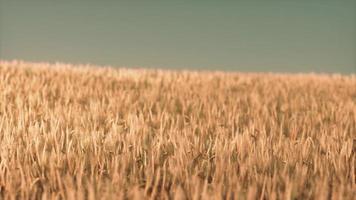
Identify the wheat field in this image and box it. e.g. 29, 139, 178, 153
0, 61, 355, 200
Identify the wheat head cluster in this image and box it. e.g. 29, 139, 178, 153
0, 61, 355, 200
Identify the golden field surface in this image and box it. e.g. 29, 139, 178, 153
0, 61, 355, 200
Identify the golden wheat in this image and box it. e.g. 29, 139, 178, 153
0, 61, 355, 199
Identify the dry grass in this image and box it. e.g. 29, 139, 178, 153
0, 61, 355, 200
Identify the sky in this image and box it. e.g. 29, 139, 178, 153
0, 0, 355, 73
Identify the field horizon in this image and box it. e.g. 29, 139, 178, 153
0, 60, 355, 199
2, 60, 355, 75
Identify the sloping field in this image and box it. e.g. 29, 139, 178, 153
0, 61, 355, 199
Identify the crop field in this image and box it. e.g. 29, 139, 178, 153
0, 61, 355, 199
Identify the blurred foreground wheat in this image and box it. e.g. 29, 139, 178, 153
0, 61, 355, 199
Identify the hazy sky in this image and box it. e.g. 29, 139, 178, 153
1, 0, 355, 73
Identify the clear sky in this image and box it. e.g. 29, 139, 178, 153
1, 0, 355, 73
